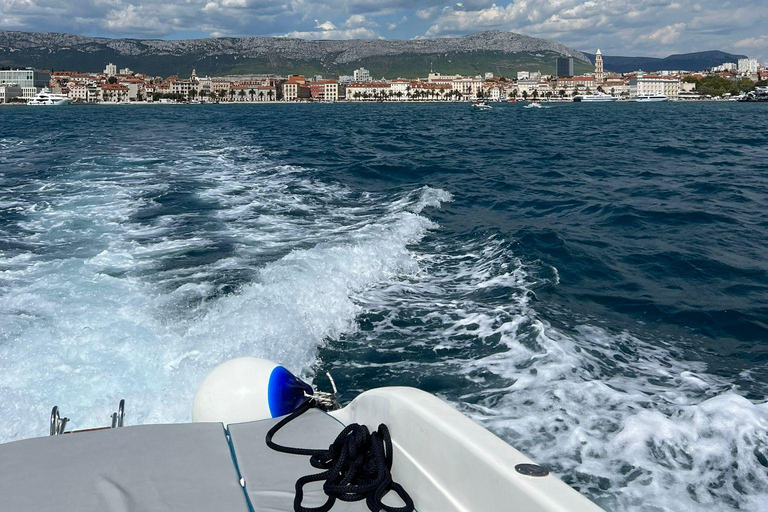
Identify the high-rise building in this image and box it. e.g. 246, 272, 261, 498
594, 49, 604, 82
556, 57, 574, 77
0, 68, 51, 99
737, 58, 758, 74
353, 67, 371, 82
104, 63, 117, 76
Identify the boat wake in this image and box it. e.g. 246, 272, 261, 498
324, 234, 768, 512
0, 136, 450, 440
1, 134, 766, 512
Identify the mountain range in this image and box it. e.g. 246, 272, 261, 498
0, 29, 747, 78
584, 50, 747, 74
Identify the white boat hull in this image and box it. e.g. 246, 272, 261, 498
633, 96, 668, 102
332, 387, 604, 512
27, 98, 73, 106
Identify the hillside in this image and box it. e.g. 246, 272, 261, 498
584, 50, 748, 73
0, 29, 590, 78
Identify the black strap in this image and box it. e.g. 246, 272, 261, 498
266, 399, 415, 512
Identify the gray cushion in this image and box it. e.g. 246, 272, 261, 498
0, 423, 249, 512
229, 409, 381, 512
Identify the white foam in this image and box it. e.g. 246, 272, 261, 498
0, 139, 451, 443
347, 234, 768, 512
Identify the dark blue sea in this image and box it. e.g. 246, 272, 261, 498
1, 102, 767, 511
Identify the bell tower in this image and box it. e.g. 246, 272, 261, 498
595, 49, 604, 82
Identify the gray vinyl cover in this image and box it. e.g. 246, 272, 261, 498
0, 423, 249, 512
228, 409, 378, 512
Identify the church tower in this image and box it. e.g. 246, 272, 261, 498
595, 49, 604, 82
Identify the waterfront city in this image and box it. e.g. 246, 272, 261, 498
1, 51, 766, 105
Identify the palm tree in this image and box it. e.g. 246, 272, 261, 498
546, 91, 553, 101
258, 90, 265, 102
354, 91, 361, 101
249, 88, 255, 102
218, 90, 226, 101
238, 89, 246, 102
532, 90, 539, 100
396, 91, 403, 101
522, 90, 529, 100
189, 89, 197, 102
559, 89, 566, 98
267, 90, 274, 101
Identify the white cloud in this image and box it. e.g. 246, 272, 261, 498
283, 26, 378, 39
344, 14, 377, 27
416, 7, 438, 19
639, 23, 686, 45
315, 19, 337, 30
733, 35, 768, 48
0, 0, 766, 60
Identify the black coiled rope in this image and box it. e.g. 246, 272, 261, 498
265, 399, 415, 512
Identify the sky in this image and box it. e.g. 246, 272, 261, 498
1, 0, 766, 60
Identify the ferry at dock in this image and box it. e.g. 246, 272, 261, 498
632, 94, 669, 102
573, 93, 617, 102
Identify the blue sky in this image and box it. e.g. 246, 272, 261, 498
1, 1, 766, 60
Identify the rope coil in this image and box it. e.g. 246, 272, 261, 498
266, 399, 415, 512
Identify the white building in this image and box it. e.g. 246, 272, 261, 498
737, 58, 758, 74
629, 73, 680, 99
0, 68, 51, 99
389, 79, 411, 97
345, 82, 390, 100
517, 71, 530, 80
452, 77, 483, 99
0, 83, 23, 103
170, 80, 194, 99
712, 62, 737, 72
353, 67, 371, 82
119, 67, 133, 75
104, 63, 117, 76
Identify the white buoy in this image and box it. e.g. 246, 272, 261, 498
192, 357, 312, 424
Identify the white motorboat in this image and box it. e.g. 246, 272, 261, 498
525, 101, 543, 108
633, 95, 668, 102
27, 88, 72, 106
0, 357, 604, 512
471, 100, 492, 110
573, 93, 617, 102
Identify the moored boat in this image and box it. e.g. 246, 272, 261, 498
632, 94, 668, 102
573, 93, 617, 102
471, 99, 492, 110
27, 88, 72, 106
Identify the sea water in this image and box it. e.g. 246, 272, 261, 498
0, 102, 767, 511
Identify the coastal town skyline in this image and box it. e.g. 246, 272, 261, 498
0, 1, 767, 62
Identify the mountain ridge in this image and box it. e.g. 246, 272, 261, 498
583, 50, 747, 73
0, 29, 589, 77
0, 30, 746, 77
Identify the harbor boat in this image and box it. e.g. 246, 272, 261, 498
737, 86, 768, 102
0, 357, 604, 512
632, 95, 668, 102
525, 101, 543, 109
27, 88, 72, 106
471, 99, 492, 110
573, 93, 617, 102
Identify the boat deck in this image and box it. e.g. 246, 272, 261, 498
0, 410, 386, 512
